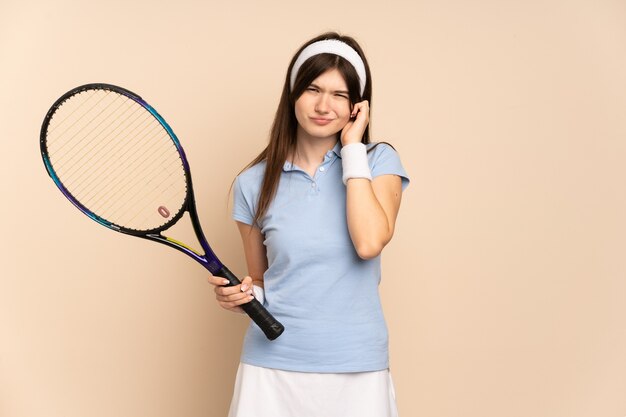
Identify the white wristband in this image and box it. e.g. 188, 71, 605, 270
340, 143, 372, 185
252, 285, 265, 305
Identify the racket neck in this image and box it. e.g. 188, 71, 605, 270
186, 190, 222, 273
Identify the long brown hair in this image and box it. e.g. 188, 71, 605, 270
242, 32, 373, 227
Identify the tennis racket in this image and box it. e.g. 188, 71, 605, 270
40, 83, 284, 340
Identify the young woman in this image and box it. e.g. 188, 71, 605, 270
208, 32, 410, 417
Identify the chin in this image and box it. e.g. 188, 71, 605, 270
305, 126, 341, 139
311, 121, 349, 136
313, 132, 341, 140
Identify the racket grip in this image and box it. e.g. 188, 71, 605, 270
214, 266, 285, 340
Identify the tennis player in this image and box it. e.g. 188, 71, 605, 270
208, 32, 410, 417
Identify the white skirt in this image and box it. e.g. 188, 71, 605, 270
227, 363, 399, 417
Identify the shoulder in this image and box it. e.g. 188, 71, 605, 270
365, 141, 410, 190
367, 141, 399, 154
365, 141, 402, 163
237, 160, 266, 181
232, 161, 267, 224
233, 161, 267, 205
235, 160, 267, 188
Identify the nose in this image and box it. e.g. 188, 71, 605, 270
314, 93, 330, 114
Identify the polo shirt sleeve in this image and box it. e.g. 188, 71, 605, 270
232, 175, 255, 226
368, 143, 410, 191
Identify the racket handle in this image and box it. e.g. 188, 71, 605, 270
214, 266, 285, 340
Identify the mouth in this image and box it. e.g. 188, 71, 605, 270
310, 117, 334, 126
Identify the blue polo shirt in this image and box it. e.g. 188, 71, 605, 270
232, 141, 409, 373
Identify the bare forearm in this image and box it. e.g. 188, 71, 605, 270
237, 221, 268, 288
345, 178, 393, 259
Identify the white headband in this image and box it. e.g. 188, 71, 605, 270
289, 39, 367, 96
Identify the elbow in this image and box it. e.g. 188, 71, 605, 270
355, 242, 384, 260
351, 228, 394, 260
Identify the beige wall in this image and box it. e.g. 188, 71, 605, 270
1, 0, 625, 416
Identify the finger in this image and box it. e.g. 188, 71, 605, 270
215, 284, 251, 297
219, 293, 255, 307
217, 290, 253, 303
214, 275, 253, 295
351, 102, 368, 118
240, 276, 253, 292
207, 275, 230, 286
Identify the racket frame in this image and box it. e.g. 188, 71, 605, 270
40, 83, 223, 272
40, 83, 284, 340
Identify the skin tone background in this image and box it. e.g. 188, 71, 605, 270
1, 0, 625, 416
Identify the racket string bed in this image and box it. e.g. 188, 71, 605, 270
84, 135, 181, 221
101, 148, 186, 228
46, 91, 187, 231
64, 118, 162, 205
51, 95, 148, 190
73, 121, 169, 207
49, 95, 142, 193
112, 162, 187, 230
49, 93, 130, 165
47, 90, 113, 147
55, 101, 147, 186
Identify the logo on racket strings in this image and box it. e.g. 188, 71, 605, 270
158, 206, 171, 218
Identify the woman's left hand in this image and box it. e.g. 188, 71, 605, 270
340, 100, 370, 146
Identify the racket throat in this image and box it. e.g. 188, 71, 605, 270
144, 233, 223, 274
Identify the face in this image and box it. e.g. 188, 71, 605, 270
294, 68, 352, 140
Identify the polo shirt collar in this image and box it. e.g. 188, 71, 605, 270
331, 140, 342, 158
282, 141, 342, 171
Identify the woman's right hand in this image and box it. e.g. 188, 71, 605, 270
207, 275, 255, 314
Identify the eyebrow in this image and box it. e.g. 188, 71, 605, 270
310, 83, 349, 95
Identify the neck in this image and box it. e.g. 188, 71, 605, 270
291, 126, 338, 168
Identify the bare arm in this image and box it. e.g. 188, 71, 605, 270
346, 174, 403, 260
206, 221, 267, 313
340, 100, 404, 259
236, 221, 268, 288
